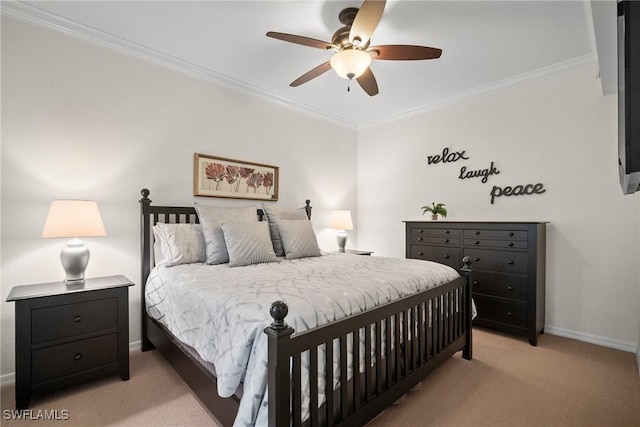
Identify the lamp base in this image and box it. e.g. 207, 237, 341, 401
60, 238, 90, 285
336, 230, 348, 253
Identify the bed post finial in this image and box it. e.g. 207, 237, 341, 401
141, 188, 150, 200
269, 301, 289, 330
304, 200, 312, 220
462, 256, 472, 272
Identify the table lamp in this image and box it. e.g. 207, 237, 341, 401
41, 200, 107, 285
330, 210, 353, 253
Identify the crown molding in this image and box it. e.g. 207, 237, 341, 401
3, 1, 596, 132
1, 1, 358, 130
358, 53, 598, 130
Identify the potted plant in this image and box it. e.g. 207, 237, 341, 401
421, 202, 448, 220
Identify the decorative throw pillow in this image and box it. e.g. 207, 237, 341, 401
277, 219, 321, 260
261, 204, 308, 256
153, 223, 206, 267
220, 221, 278, 267
194, 202, 258, 264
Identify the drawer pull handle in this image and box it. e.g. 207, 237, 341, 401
444, 239, 449, 243
473, 281, 479, 285
508, 242, 514, 247
509, 232, 514, 236
417, 237, 423, 241
507, 286, 513, 291
444, 230, 450, 234
418, 252, 424, 256
74, 353, 83, 361
444, 254, 450, 259
475, 231, 480, 235
507, 260, 514, 265
73, 315, 83, 323
473, 257, 480, 262
418, 229, 423, 233
507, 311, 512, 316
474, 240, 480, 245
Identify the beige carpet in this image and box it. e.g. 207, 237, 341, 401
2, 328, 639, 427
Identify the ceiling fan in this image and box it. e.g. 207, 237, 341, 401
266, 0, 442, 96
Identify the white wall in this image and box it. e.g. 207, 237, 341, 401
0, 17, 358, 376
358, 67, 640, 350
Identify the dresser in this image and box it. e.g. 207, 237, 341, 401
405, 221, 547, 346
6, 275, 133, 409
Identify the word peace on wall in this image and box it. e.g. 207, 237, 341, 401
425, 147, 546, 204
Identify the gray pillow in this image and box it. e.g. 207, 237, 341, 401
221, 221, 278, 267
194, 202, 257, 264
277, 219, 321, 260
261, 204, 308, 256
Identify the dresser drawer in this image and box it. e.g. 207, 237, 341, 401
463, 238, 528, 250
473, 296, 527, 328
32, 298, 118, 344
463, 229, 527, 239
411, 235, 459, 245
464, 248, 528, 275
31, 333, 118, 384
409, 245, 461, 269
472, 271, 527, 302
409, 227, 460, 237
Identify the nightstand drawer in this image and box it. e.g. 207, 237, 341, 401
472, 271, 527, 301
464, 248, 528, 275
32, 333, 118, 384
32, 298, 118, 344
409, 245, 460, 269
473, 296, 527, 328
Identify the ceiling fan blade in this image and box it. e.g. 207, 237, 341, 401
370, 45, 443, 60
356, 67, 379, 96
349, 0, 386, 46
290, 61, 332, 87
266, 31, 333, 50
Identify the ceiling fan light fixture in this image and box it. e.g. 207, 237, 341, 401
330, 49, 371, 80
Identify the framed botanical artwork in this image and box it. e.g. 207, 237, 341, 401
194, 153, 279, 201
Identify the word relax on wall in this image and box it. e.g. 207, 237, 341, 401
426, 146, 547, 204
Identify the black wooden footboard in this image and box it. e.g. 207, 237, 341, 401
265, 259, 473, 427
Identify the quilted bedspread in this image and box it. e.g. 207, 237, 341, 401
145, 253, 460, 426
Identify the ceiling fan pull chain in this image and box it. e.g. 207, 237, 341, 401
347, 80, 351, 92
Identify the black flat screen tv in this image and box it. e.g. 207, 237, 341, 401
618, 0, 640, 195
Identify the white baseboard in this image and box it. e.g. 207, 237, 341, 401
545, 325, 637, 353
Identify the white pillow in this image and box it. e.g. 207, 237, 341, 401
221, 221, 278, 267
277, 219, 321, 260
261, 204, 309, 256
194, 202, 258, 264
153, 223, 206, 267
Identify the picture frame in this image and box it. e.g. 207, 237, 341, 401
194, 153, 279, 201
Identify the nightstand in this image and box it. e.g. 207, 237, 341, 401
336, 249, 374, 256
6, 275, 133, 409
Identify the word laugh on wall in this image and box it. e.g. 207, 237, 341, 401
425, 147, 546, 204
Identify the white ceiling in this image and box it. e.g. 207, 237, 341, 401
3, 1, 605, 129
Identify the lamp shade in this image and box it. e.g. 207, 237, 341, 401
42, 200, 107, 238
330, 49, 372, 80
330, 210, 354, 231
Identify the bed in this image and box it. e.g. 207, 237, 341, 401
139, 188, 473, 427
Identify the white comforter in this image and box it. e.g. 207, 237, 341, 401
145, 253, 460, 426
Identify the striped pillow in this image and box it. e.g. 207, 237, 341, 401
277, 219, 321, 260
261, 205, 308, 256
221, 221, 278, 267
